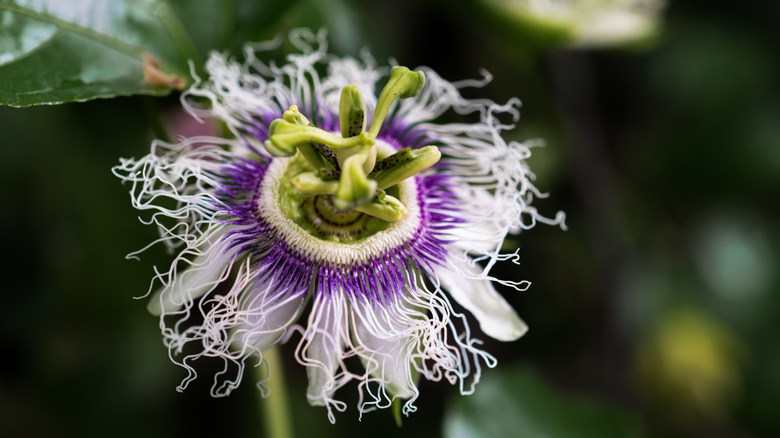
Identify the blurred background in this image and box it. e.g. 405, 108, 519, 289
1, 0, 778, 437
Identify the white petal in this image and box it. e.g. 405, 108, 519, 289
351, 301, 416, 400
239, 283, 306, 352
147, 228, 235, 316
437, 255, 528, 342
448, 219, 505, 254
304, 293, 347, 406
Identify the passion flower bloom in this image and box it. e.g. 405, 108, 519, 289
114, 30, 565, 421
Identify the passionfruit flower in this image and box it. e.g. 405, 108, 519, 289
114, 29, 565, 422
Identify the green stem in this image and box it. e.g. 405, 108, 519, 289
259, 346, 294, 438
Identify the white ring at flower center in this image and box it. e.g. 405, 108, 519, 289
258, 140, 421, 266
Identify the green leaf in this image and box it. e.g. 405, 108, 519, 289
0, 0, 190, 107
443, 366, 644, 438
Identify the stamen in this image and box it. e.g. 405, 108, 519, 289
337, 85, 376, 174
369, 146, 441, 190
338, 86, 366, 138
354, 191, 407, 223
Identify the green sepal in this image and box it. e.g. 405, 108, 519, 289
370, 146, 441, 190
392, 399, 403, 427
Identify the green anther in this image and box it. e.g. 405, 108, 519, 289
318, 167, 339, 179
339, 85, 367, 138
281, 105, 328, 170
291, 172, 339, 195
355, 191, 408, 223
369, 146, 441, 190
314, 143, 340, 171
334, 154, 378, 210
369, 66, 426, 138
337, 85, 376, 174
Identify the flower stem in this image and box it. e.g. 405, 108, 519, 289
259, 346, 295, 438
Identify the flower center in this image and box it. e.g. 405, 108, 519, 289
258, 140, 421, 261
260, 66, 440, 224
